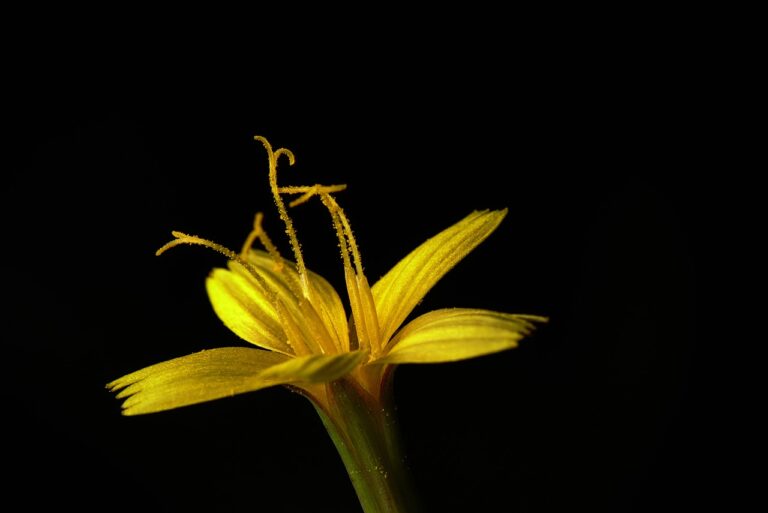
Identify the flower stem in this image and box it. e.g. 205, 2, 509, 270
313, 378, 422, 513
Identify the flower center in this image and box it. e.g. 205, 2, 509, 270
156, 136, 383, 360
253, 136, 382, 358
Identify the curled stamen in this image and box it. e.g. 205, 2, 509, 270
273, 147, 296, 166
255, 135, 309, 297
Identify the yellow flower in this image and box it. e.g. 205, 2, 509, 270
107, 136, 546, 417
108, 136, 547, 512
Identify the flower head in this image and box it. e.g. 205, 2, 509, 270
107, 136, 546, 416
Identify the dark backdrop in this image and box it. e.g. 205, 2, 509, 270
4, 21, 732, 513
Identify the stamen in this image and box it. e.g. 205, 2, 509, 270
157, 231, 272, 296
254, 135, 309, 297
318, 193, 382, 356
240, 213, 262, 258
321, 194, 364, 277
240, 212, 283, 269
319, 195, 355, 274
356, 272, 381, 355
344, 265, 369, 353
239, 212, 310, 305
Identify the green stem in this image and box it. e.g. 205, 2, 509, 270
313, 378, 422, 513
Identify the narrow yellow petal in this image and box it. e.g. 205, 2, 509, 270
258, 350, 368, 383
106, 348, 291, 415
372, 210, 508, 346
374, 308, 547, 364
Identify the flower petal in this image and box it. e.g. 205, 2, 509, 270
206, 250, 349, 355
372, 209, 508, 346
206, 268, 292, 354
106, 348, 291, 415
375, 308, 547, 364
258, 350, 368, 383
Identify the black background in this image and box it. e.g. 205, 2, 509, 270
3, 15, 744, 513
